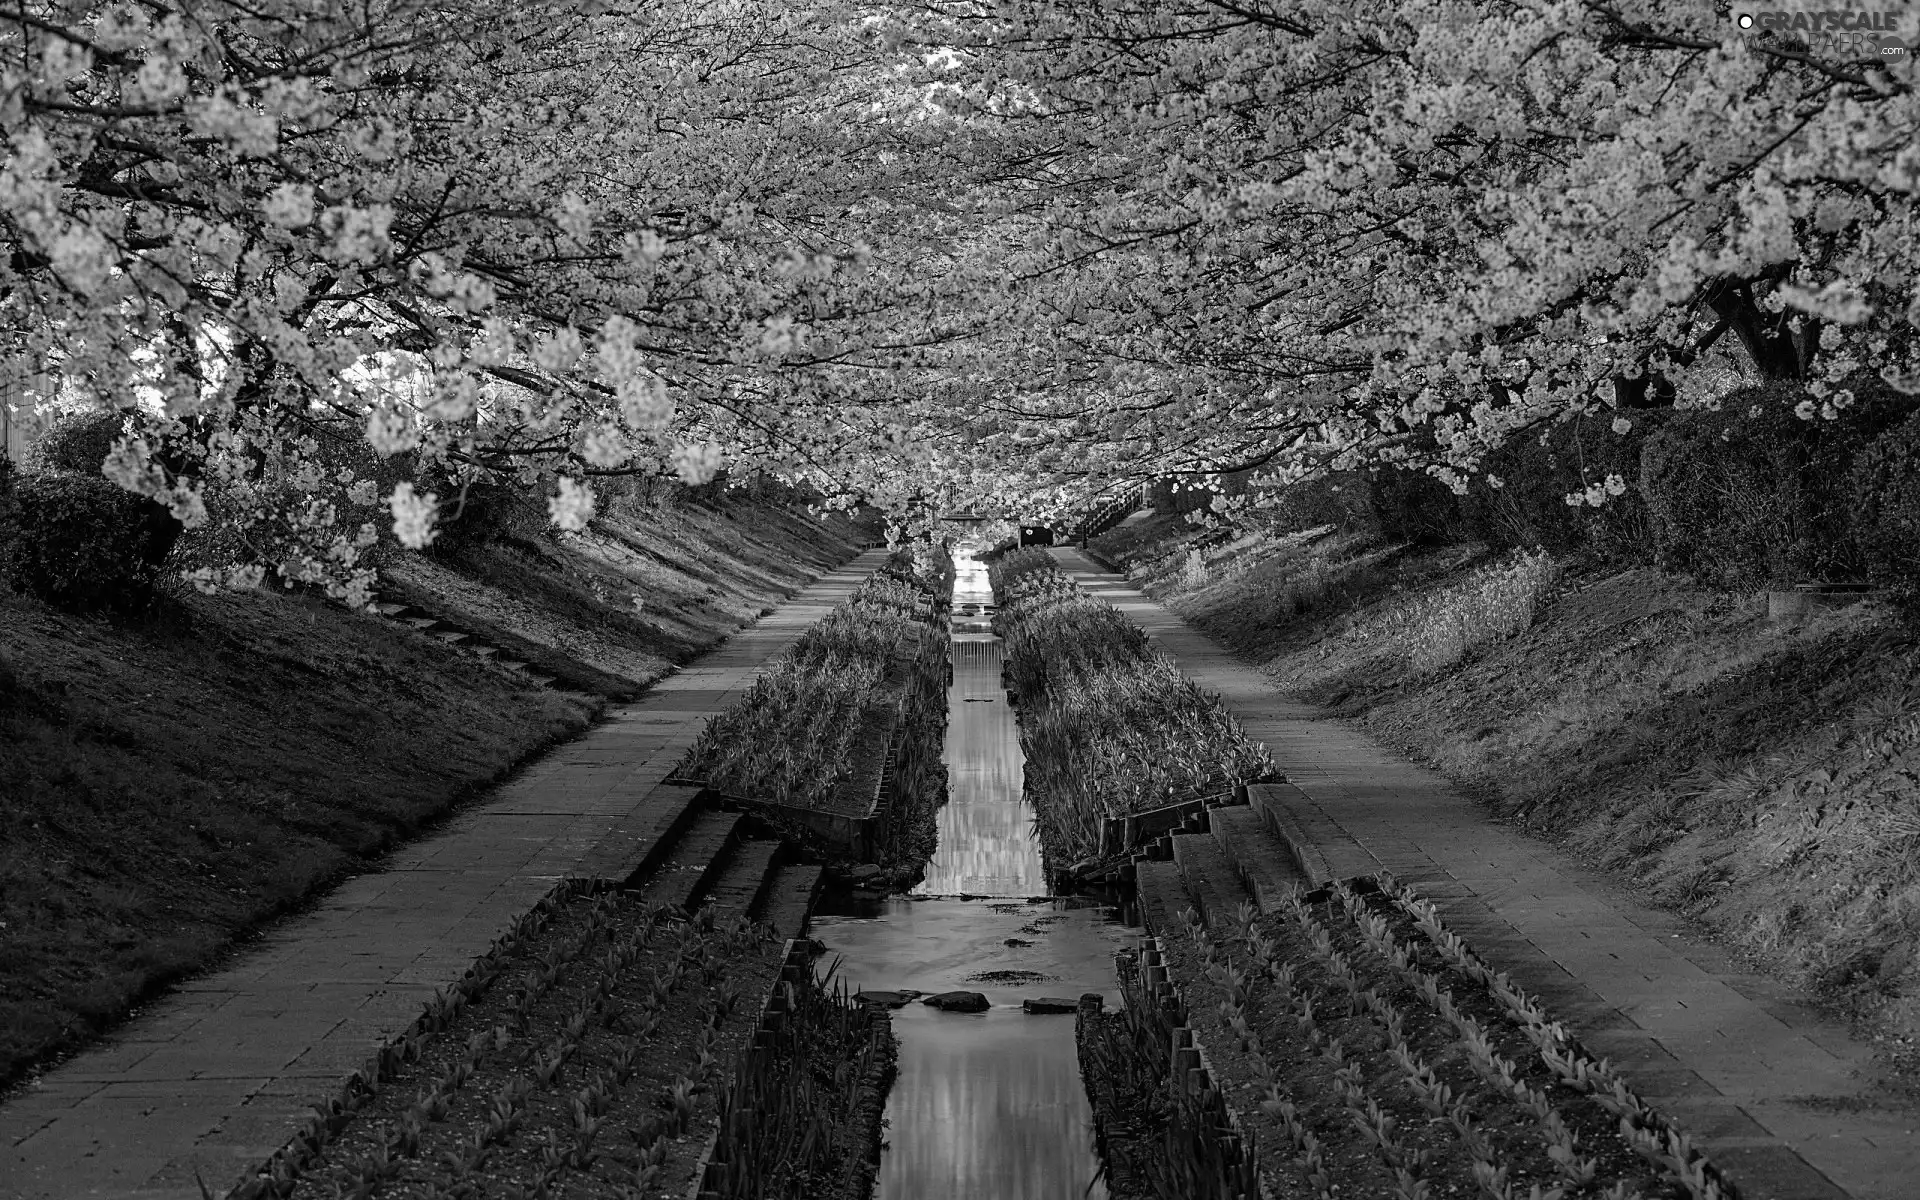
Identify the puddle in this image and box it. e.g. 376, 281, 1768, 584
810, 549, 1137, 1200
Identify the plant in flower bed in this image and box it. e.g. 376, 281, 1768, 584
703, 962, 897, 1199
233, 892, 792, 1200
1079, 952, 1260, 1200
988, 548, 1272, 872
1148, 879, 1739, 1200
675, 549, 948, 818
674, 547, 952, 885
866, 620, 952, 888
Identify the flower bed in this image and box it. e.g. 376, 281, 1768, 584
673, 548, 952, 879
226, 890, 803, 1200
988, 548, 1272, 876
1078, 953, 1258, 1200
696, 955, 896, 1200
1097, 875, 1741, 1200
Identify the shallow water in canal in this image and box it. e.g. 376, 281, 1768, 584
809, 551, 1136, 1200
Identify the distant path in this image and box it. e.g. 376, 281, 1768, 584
1052, 548, 1918, 1200
0, 548, 888, 1200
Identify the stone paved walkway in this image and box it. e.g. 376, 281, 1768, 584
1053, 548, 1920, 1200
0, 549, 887, 1200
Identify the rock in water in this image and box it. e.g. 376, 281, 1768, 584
1021, 997, 1079, 1014
855, 990, 916, 1008
922, 990, 991, 1013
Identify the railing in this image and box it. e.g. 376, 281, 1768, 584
1073, 482, 1148, 546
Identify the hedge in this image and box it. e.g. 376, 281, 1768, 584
1367, 463, 1470, 547
1457, 409, 1671, 564
31, 409, 127, 475
1847, 408, 1920, 602
1639, 382, 1914, 589
1326, 382, 1920, 594
0, 472, 182, 612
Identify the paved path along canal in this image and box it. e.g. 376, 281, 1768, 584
0, 549, 888, 1200
1053, 546, 1919, 1200
811, 551, 1132, 1200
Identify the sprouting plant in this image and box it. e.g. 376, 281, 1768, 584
1391, 1169, 1433, 1200
386, 1110, 423, 1157
1547, 1141, 1598, 1187
533, 1050, 566, 1088
667, 1076, 698, 1134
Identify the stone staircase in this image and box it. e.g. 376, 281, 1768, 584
366, 594, 581, 693
616, 788, 824, 941
1131, 785, 1315, 936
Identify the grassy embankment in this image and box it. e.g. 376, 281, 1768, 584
1093, 510, 1920, 1066
0, 489, 871, 1088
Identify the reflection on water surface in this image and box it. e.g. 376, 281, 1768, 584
810, 550, 1132, 1200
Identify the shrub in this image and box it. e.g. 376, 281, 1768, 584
30, 408, 127, 475
1847, 409, 1920, 603
0, 642, 19, 706
0, 472, 181, 612
1264, 469, 1378, 537
1460, 409, 1670, 564
1640, 381, 1914, 588
1367, 463, 1468, 546
428, 477, 553, 554
1148, 477, 1217, 517
167, 424, 411, 589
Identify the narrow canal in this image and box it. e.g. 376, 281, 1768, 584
811, 549, 1136, 1200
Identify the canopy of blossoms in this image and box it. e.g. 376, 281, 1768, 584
3, 0, 1917, 594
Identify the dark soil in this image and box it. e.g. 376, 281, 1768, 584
1134, 882, 1715, 1200
264, 894, 794, 1200
1083, 873, 1746, 1199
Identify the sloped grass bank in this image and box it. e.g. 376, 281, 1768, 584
386, 495, 867, 698
0, 496, 868, 1089
990, 548, 1271, 878
1100, 517, 1920, 1067
675, 548, 953, 887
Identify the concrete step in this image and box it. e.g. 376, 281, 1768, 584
1170, 829, 1254, 932
401, 616, 439, 631
697, 837, 782, 918
1247, 782, 1377, 887
1208, 806, 1306, 913
373, 602, 411, 617
1133, 859, 1191, 939
754, 863, 825, 942
573, 782, 714, 886
628, 809, 742, 911
430, 629, 470, 644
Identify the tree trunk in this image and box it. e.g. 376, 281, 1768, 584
1702, 278, 1810, 380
